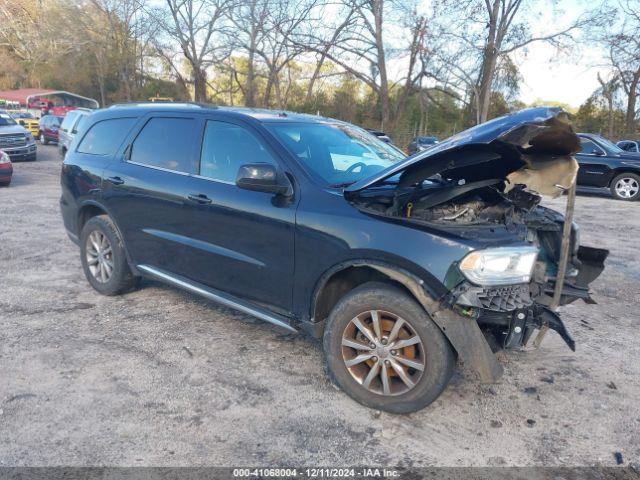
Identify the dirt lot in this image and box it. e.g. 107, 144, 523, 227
1, 145, 639, 467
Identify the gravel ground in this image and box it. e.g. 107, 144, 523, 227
1, 145, 639, 467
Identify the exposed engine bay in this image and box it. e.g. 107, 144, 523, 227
347, 108, 609, 352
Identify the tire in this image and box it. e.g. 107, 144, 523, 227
80, 215, 138, 296
610, 172, 640, 201
0, 181, 10, 187
323, 282, 455, 413
39, 132, 48, 145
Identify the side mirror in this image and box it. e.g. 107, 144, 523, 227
18, 120, 25, 126
595, 149, 605, 156
236, 163, 293, 196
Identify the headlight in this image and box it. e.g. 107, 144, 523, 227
459, 246, 538, 286
0, 151, 10, 164
26, 133, 35, 144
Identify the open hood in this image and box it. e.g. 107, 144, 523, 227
345, 107, 580, 197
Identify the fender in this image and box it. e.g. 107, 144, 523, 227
308, 260, 503, 384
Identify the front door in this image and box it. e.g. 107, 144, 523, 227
576, 138, 610, 187
177, 117, 297, 314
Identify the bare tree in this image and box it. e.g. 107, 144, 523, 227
430, 0, 601, 124
288, 0, 423, 128
154, 0, 232, 101
607, 0, 640, 136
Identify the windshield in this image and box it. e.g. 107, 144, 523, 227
0, 113, 18, 127
595, 136, 624, 154
268, 122, 405, 186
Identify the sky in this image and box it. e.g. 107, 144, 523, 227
413, 0, 615, 109
517, 42, 605, 109
514, 0, 612, 109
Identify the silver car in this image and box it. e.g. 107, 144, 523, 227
0, 110, 37, 161
58, 109, 91, 158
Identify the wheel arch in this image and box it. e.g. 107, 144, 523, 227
305, 260, 503, 384
76, 201, 139, 275
607, 167, 640, 186
307, 259, 446, 336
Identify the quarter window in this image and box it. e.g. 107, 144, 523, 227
199, 120, 277, 183
77, 117, 136, 156
129, 117, 196, 174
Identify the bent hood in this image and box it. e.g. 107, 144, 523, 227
345, 107, 581, 197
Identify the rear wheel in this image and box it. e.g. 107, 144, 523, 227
80, 215, 138, 295
610, 173, 640, 201
323, 282, 455, 413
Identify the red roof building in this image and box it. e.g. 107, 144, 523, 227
0, 89, 99, 109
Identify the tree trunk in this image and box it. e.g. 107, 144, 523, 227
477, 0, 500, 124
193, 67, 208, 102
625, 71, 640, 136
372, 0, 389, 128
305, 52, 327, 104
245, 30, 258, 107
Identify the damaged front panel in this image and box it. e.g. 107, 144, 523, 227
348, 107, 608, 354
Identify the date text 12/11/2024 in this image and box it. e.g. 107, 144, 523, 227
232, 468, 400, 478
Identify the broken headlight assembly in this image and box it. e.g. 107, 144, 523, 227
459, 246, 539, 286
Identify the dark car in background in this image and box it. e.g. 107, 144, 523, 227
60, 105, 606, 413
408, 136, 438, 155
0, 110, 37, 161
577, 133, 640, 201
0, 150, 12, 186
38, 115, 64, 145
617, 140, 639, 153
58, 108, 91, 158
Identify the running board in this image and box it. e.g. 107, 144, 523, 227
137, 264, 297, 333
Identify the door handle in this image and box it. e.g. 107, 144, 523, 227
187, 193, 212, 205
106, 176, 124, 185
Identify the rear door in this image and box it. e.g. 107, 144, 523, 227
176, 116, 297, 313
101, 114, 201, 277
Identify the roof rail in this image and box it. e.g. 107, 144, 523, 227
107, 101, 217, 109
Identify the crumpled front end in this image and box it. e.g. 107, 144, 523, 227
349, 107, 609, 358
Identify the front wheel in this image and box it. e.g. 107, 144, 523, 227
80, 215, 138, 295
39, 132, 48, 145
323, 282, 455, 413
610, 173, 640, 201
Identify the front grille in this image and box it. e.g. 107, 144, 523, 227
477, 284, 532, 311
0, 134, 27, 148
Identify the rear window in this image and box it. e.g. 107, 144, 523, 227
128, 117, 196, 174
77, 117, 137, 156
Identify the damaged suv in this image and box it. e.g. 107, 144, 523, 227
60, 105, 607, 413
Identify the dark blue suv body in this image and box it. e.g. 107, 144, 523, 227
60, 105, 607, 412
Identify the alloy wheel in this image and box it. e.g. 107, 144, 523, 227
85, 230, 114, 283
341, 310, 425, 396
615, 177, 639, 199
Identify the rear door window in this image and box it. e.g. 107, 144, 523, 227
77, 117, 137, 156
129, 117, 196, 174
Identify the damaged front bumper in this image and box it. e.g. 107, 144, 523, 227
448, 244, 608, 353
